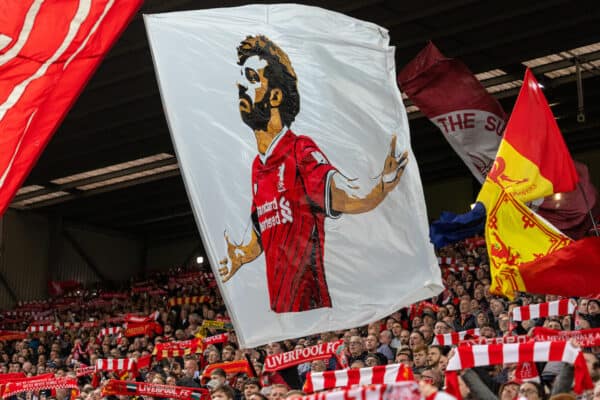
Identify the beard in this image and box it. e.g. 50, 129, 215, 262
239, 86, 272, 132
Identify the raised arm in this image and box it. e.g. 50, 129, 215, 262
330, 135, 408, 214
219, 229, 262, 282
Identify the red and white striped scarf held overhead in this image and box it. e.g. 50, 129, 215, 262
303, 363, 414, 394
433, 329, 480, 346
444, 341, 592, 400
26, 324, 57, 333
511, 298, 575, 321
96, 358, 137, 372
98, 326, 121, 338
300, 382, 422, 400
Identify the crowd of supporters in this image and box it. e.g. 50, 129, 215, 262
1, 236, 600, 400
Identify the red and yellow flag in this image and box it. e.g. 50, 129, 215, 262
477, 69, 579, 298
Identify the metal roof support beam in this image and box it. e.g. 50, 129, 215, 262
13, 158, 177, 203
62, 229, 108, 283
19, 168, 181, 210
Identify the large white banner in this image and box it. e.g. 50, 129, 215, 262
145, 4, 442, 348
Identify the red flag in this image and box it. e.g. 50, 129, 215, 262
0, 0, 142, 215
518, 237, 600, 298
476, 70, 581, 298
398, 42, 506, 182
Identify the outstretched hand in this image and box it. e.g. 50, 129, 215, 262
381, 134, 408, 193
219, 232, 242, 282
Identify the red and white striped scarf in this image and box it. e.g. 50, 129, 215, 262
59, 321, 99, 330
457, 335, 531, 346
303, 363, 414, 394
437, 257, 456, 265
300, 382, 421, 400
444, 341, 592, 400
98, 326, 122, 338
433, 329, 480, 346
96, 358, 137, 372
511, 298, 575, 321
26, 324, 57, 333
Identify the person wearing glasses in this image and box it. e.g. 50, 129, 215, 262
518, 382, 546, 400
347, 336, 367, 365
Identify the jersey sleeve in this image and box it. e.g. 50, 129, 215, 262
296, 136, 339, 218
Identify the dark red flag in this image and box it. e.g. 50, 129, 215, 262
398, 42, 507, 182
536, 161, 599, 239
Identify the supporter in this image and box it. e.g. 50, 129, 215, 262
426, 345, 442, 369
284, 390, 305, 399
243, 378, 262, 400
408, 331, 425, 351
433, 321, 452, 336
455, 298, 476, 331
420, 367, 442, 389
498, 380, 520, 400
412, 344, 428, 375
222, 345, 236, 362
593, 381, 600, 399
399, 329, 410, 347
544, 318, 563, 331
584, 351, 600, 382
268, 384, 288, 400
518, 381, 546, 400
489, 298, 506, 318
390, 322, 403, 348
309, 359, 327, 372
377, 330, 396, 362
0, 237, 594, 399
177, 358, 201, 387
419, 324, 434, 345
212, 384, 236, 400
365, 353, 383, 367
210, 368, 228, 386
347, 336, 367, 364
350, 359, 366, 369
395, 349, 413, 368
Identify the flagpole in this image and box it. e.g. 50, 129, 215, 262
578, 182, 599, 236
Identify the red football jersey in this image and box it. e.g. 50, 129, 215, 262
251, 130, 338, 313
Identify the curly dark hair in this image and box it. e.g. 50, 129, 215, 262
237, 35, 300, 127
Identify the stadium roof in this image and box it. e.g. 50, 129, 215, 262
12, 0, 600, 242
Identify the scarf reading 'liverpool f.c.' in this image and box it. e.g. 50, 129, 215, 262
101, 380, 208, 400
